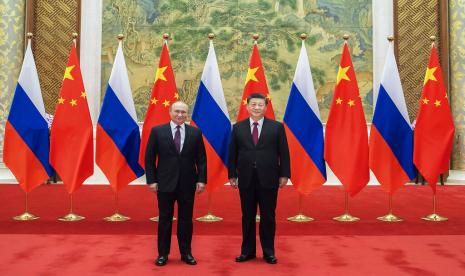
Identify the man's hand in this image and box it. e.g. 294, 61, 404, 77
196, 182, 206, 194
229, 178, 238, 189
279, 177, 288, 188
148, 183, 158, 192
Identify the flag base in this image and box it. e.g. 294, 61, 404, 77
377, 213, 403, 222
287, 213, 314, 222
256, 214, 260, 222
196, 213, 223, 222
333, 213, 359, 222
13, 212, 39, 221
58, 213, 85, 221
421, 213, 448, 221
149, 216, 176, 222
104, 213, 130, 222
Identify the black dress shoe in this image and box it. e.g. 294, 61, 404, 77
181, 253, 197, 265
263, 255, 277, 264
235, 254, 256, 262
155, 255, 168, 266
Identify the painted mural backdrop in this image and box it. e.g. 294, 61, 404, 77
0, 0, 25, 158
102, 0, 372, 122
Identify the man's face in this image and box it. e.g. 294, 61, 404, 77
246, 98, 267, 119
169, 103, 188, 125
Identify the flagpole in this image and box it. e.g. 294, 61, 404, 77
333, 191, 359, 222
377, 193, 403, 222
287, 192, 313, 222
58, 192, 85, 221
149, 32, 177, 223
422, 191, 448, 221
13, 190, 40, 220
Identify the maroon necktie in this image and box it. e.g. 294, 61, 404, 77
252, 122, 259, 145
174, 125, 181, 153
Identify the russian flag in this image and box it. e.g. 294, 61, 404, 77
283, 41, 326, 195
192, 39, 231, 192
3, 38, 53, 192
369, 40, 416, 194
96, 40, 144, 192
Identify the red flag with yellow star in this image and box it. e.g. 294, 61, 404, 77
413, 44, 454, 193
324, 41, 369, 197
236, 43, 275, 121
139, 41, 179, 167
49, 44, 94, 194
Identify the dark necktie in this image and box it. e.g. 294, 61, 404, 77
174, 125, 181, 153
252, 122, 259, 145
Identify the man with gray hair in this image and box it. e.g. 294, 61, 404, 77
145, 101, 207, 266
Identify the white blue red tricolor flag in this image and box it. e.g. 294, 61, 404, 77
96, 40, 144, 191
283, 41, 326, 195
3, 38, 53, 192
192, 39, 231, 192
369, 40, 416, 194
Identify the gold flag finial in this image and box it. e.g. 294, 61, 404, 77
430, 35, 436, 42
27, 32, 33, 39
343, 34, 349, 40
300, 33, 307, 40
72, 33, 78, 39
163, 33, 170, 40
387, 36, 394, 42
117, 34, 124, 40
208, 33, 215, 40
252, 33, 259, 41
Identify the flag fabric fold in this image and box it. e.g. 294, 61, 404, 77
370, 41, 416, 194
283, 42, 326, 195
237, 43, 275, 121
192, 40, 231, 192
139, 41, 178, 168
324, 41, 369, 197
3, 39, 53, 192
413, 44, 455, 193
97, 40, 144, 192
49, 43, 94, 194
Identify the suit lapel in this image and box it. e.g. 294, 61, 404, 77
256, 118, 267, 147
165, 124, 179, 154
181, 124, 192, 155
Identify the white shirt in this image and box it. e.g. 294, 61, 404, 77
249, 117, 264, 138
170, 121, 185, 151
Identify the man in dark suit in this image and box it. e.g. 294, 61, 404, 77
228, 93, 290, 264
145, 101, 207, 266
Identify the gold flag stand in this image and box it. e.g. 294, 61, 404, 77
333, 191, 359, 222
13, 192, 40, 221
104, 191, 130, 222
422, 193, 448, 221
196, 192, 223, 222
58, 193, 85, 221
256, 212, 260, 222
377, 194, 403, 222
288, 193, 313, 222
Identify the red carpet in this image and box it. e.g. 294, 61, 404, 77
1, 184, 465, 274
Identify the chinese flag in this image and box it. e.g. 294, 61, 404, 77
50, 44, 94, 194
413, 44, 454, 193
139, 41, 179, 167
236, 43, 275, 121
324, 41, 369, 197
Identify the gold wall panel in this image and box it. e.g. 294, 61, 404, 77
395, 0, 442, 120
28, 0, 80, 114
450, 0, 465, 170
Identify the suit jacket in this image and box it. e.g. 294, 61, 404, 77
145, 123, 207, 192
228, 118, 290, 189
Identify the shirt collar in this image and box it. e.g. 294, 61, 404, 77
249, 117, 264, 127
170, 121, 185, 130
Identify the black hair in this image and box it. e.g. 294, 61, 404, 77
246, 93, 268, 105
